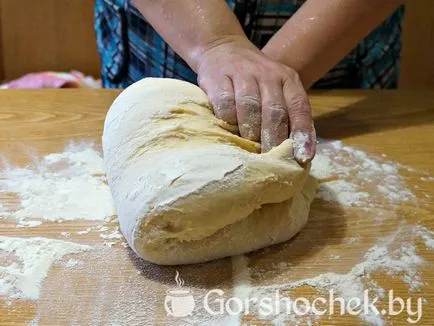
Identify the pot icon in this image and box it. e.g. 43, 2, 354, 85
164, 271, 195, 317
164, 288, 195, 317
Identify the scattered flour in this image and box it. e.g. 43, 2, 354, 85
317, 180, 369, 206
103, 241, 118, 247
17, 220, 42, 228
311, 141, 416, 207
344, 237, 360, 244
0, 140, 417, 225
222, 227, 429, 326
0, 204, 7, 216
229, 255, 252, 325
0, 143, 115, 223
63, 258, 81, 268
0, 236, 90, 300
76, 229, 91, 235
97, 226, 110, 232
0, 140, 432, 326
415, 226, 434, 250
28, 314, 40, 326
99, 229, 123, 240
74, 221, 124, 246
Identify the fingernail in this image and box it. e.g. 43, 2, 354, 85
292, 131, 314, 164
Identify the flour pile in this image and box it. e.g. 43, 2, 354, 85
0, 143, 115, 223
0, 236, 90, 300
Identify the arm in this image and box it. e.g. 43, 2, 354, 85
132, 0, 248, 72
132, 0, 316, 163
262, 0, 404, 88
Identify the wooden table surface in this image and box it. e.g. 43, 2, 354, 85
0, 89, 433, 326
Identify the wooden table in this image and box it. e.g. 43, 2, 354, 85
0, 89, 433, 325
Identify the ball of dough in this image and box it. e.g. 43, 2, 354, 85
102, 78, 317, 265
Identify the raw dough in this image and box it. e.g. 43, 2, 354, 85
102, 78, 317, 265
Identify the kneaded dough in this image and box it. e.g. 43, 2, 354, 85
102, 78, 317, 265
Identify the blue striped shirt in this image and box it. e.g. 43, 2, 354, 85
95, 0, 404, 89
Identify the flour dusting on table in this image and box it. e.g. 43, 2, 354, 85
0, 140, 417, 222
190, 226, 430, 326
311, 140, 416, 207
0, 236, 90, 301
0, 140, 432, 325
0, 204, 7, 215
415, 225, 434, 250
168, 141, 432, 326
0, 143, 115, 223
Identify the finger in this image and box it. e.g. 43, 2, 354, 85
199, 75, 237, 125
283, 76, 316, 164
233, 76, 261, 141
260, 80, 289, 153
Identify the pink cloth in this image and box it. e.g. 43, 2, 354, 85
0, 71, 101, 89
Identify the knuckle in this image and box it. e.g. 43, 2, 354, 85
197, 74, 216, 89
283, 69, 303, 87
259, 66, 271, 76
197, 75, 207, 87
237, 95, 261, 110
287, 94, 310, 116
264, 101, 285, 112
263, 101, 286, 120
213, 92, 235, 109
211, 93, 237, 124
270, 107, 287, 123
283, 65, 298, 77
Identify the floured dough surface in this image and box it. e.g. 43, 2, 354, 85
102, 78, 317, 265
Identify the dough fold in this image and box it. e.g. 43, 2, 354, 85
103, 78, 317, 265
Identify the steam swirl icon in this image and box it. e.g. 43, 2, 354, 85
164, 271, 195, 317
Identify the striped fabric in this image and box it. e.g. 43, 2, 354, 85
95, 0, 404, 89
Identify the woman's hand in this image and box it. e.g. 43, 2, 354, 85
133, 1, 316, 163
194, 38, 316, 164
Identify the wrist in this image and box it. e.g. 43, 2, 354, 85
261, 45, 309, 88
261, 42, 287, 68
188, 34, 255, 72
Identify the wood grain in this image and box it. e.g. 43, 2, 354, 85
0, 0, 100, 81
400, 0, 434, 90
0, 90, 433, 325
0, 0, 3, 82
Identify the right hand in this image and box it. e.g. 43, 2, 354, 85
192, 37, 316, 164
